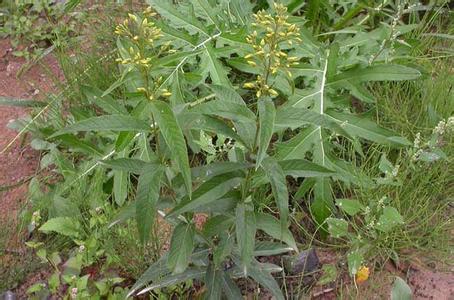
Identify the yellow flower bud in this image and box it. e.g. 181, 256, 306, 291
247, 60, 257, 67
137, 87, 147, 93
243, 82, 255, 89
128, 13, 137, 22
269, 89, 278, 96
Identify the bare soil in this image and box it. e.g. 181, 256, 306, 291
0, 38, 62, 296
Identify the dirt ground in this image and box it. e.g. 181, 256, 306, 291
0, 38, 62, 296
0, 38, 453, 299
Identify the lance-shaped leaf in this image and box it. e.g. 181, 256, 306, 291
252, 158, 334, 187
311, 178, 334, 227
221, 271, 243, 300
256, 213, 297, 251
257, 98, 276, 168
236, 202, 256, 274
150, 100, 192, 198
262, 158, 289, 231
100, 158, 154, 173
168, 223, 195, 274
137, 267, 205, 295
328, 64, 421, 85
50, 115, 150, 137
113, 155, 129, 206
136, 164, 164, 244
247, 259, 285, 300
0, 96, 47, 107
168, 172, 243, 217
205, 263, 222, 300
191, 99, 255, 123
327, 111, 411, 147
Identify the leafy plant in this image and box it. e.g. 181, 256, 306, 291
3, 0, 441, 298
0, 0, 81, 60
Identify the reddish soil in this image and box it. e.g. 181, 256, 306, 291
0, 38, 62, 295
0, 38, 62, 227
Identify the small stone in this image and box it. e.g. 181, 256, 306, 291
1, 291, 17, 300
283, 248, 320, 275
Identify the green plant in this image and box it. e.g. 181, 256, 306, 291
0, 0, 81, 60
3, 0, 448, 298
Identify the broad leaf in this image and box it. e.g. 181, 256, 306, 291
335, 198, 364, 216
39, 217, 81, 238
326, 218, 349, 238
376, 207, 404, 232
391, 277, 412, 300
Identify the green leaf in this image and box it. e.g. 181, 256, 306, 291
262, 158, 289, 231
376, 207, 404, 232
213, 234, 234, 266
329, 64, 421, 85
150, 100, 192, 198
169, 172, 243, 217
114, 169, 128, 206
236, 202, 256, 274
247, 260, 285, 300
326, 218, 349, 238
203, 44, 232, 86
136, 164, 164, 244
114, 150, 129, 206
50, 115, 150, 137
168, 223, 195, 274
205, 263, 222, 300
137, 267, 205, 295
256, 213, 297, 251
128, 255, 169, 296
311, 178, 334, 227
254, 241, 293, 256
347, 251, 363, 275
221, 272, 243, 300
391, 277, 412, 300
81, 85, 127, 115
278, 159, 335, 178
257, 98, 276, 168
100, 158, 153, 173
148, 0, 210, 36
0, 97, 47, 107
335, 199, 364, 216
327, 111, 411, 147
156, 20, 198, 46
39, 217, 81, 238
208, 85, 256, 148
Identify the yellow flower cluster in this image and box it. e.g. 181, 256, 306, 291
243, 3, 301, 98
115, 46, 152, 67
114, 8, 163, 68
